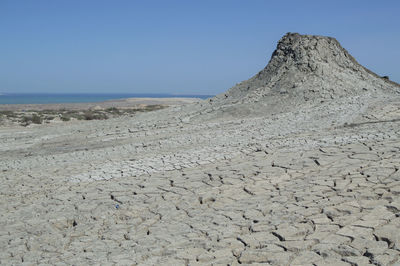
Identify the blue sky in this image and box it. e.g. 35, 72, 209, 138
0, 0, 399, 94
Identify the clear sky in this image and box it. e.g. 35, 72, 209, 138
1, 0, 399, 94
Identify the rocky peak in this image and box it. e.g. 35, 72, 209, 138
266, 33, 348, 74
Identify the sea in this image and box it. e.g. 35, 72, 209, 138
0, 93, 213, 105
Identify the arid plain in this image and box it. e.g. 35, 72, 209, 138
1, 33, 400, 265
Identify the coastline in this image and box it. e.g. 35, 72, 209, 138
0, 97, 202, 111
0, 97, 202, 127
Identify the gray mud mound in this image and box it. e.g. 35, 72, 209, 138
221, 33, 399, 102
177, 33, 399, 121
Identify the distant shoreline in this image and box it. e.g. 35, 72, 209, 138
0, 97, 203, 111
0, 93, 213, 105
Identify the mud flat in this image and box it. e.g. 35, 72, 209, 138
1, 34, 400, 265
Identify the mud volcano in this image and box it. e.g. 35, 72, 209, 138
195, 33, 399, 118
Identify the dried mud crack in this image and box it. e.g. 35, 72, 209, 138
1, 33, 400, 265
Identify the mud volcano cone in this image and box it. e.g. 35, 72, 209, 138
217, 33, 399, 106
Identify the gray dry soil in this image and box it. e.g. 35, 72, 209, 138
1, 33, 400, 265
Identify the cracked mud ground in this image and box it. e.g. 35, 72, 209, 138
1, 97, 400, 265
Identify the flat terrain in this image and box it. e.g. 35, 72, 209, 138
0, 97, 200, 127
1, 95, 400, 265
0, 97, 201, 111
